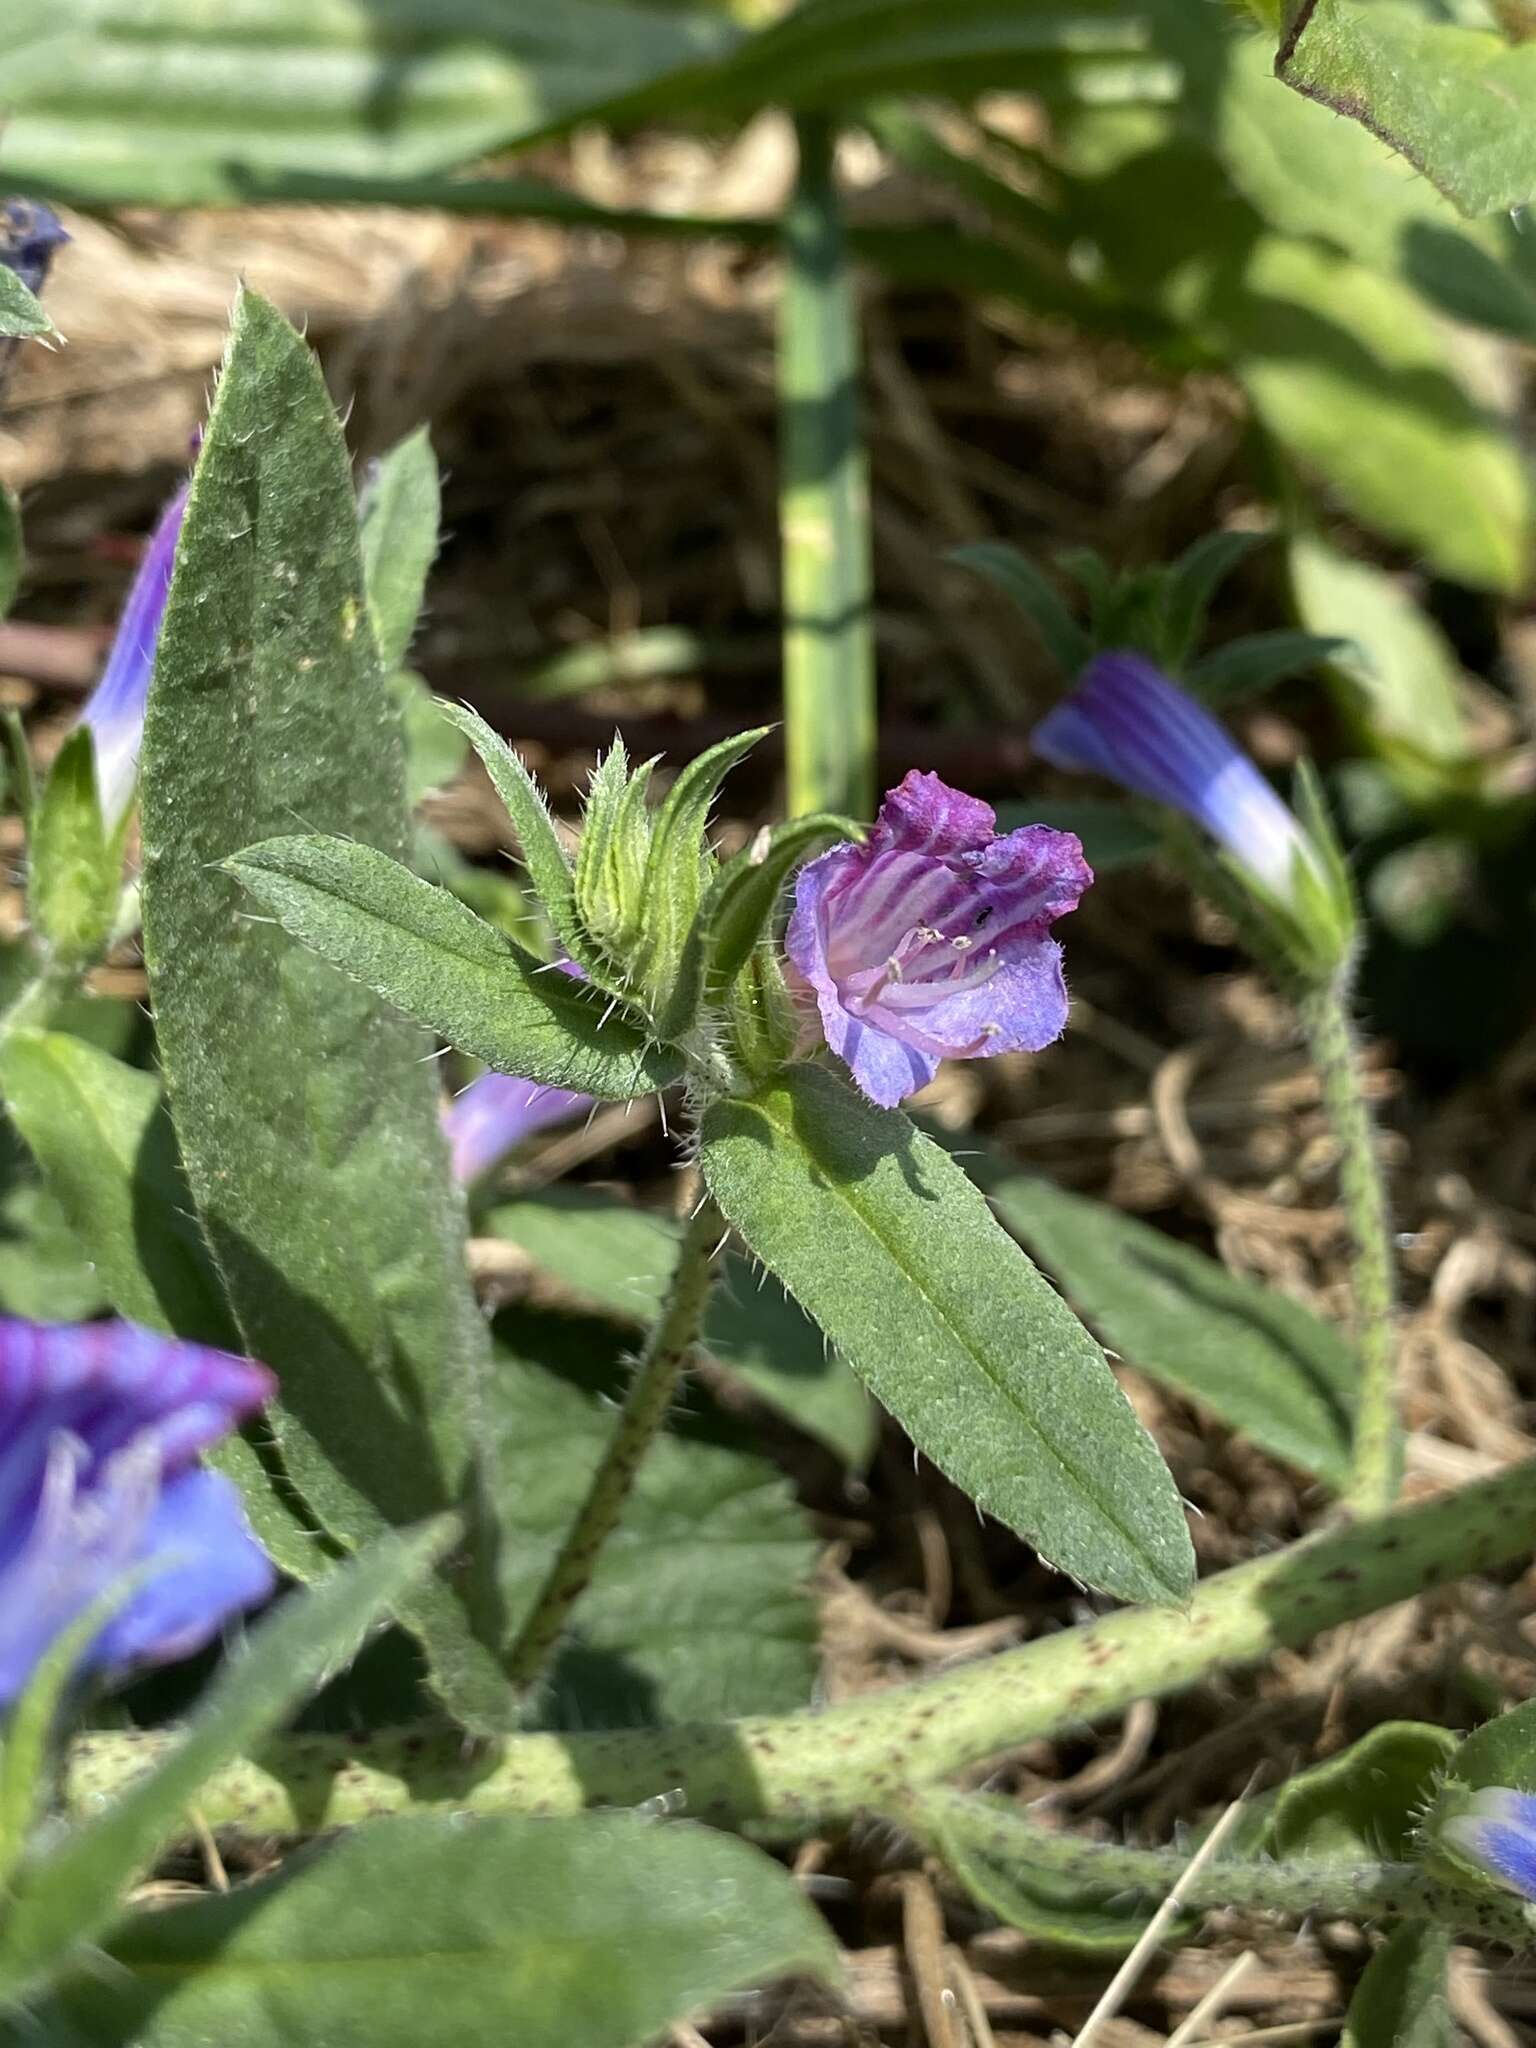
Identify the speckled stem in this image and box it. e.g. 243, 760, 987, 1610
64, 1455, 1536, 1841
503, 1198, 723, 1690
1303, 973, 1402, 1517
907, 1787, 1533, 1948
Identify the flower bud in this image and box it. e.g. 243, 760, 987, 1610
1438, 1787, 1536, 1901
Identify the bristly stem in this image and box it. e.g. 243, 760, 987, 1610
68, 1452, 1536, 1839
779, 113, 876, 823
1302, 970, 1401, 1517
502, 1196, 723, 1690
905, 1787, 1533, 1948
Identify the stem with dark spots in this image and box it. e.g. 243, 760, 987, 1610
66, 1454, 1536, 1839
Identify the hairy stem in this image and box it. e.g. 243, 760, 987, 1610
502, 1198, 723, 1689
907, 1787, 1533, 1947
67, 1454, 1536, 1839
1302, 973, 1401, 1516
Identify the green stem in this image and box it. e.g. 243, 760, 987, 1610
1302, 972, 1401, 1517
779, 113, 875, 822
908, 1787, 1533, 1948
66, 1454, 1536, 1839
502, 1199, 723, 1690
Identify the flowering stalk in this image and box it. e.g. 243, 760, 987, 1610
502, 1197, 724, 1691
61, 1449, 1536, 1839
904, 1787, 1533, 1946
1304, 974, 1402, 1516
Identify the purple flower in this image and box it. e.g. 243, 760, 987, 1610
0, 1319, 276, 1709
443, 1071, 591, 1184
77, 484, 188, 830
1034, 651, 1312, 898
1441, 1789, 1536, 1900
0, 198, 70, 299
785, 770, 1092, 1109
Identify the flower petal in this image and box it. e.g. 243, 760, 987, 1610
868, 770, 996, 859
78, 484, 188, 829
443, 1071, 590, 1184
92, 1466, 276, 1675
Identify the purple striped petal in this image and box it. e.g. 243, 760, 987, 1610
1034, 650, 1310, 897
786, 770, 1091, 1109
0, 1319, 275, 1707
77, 483, 188, 829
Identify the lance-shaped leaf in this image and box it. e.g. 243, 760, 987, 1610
640, 726, 771, 1000
0, 264, 50, 339
228, 834, 680, 1100
138, 288, 509, 1727
16, 1811, 837, 2048
950, 539, 1089, 677
360, 425, 440, 672
1277, 0, 1536, 221
702, 1062, 1193, 1606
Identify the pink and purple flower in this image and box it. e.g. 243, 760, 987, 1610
786, 770, 1092, 1109
0, 1318, 276, 1709
77, 482, 188, 830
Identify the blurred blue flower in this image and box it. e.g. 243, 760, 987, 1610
785, 770, 1091, 1108
443, 1070, 591, 1184
77, 483, 188, 829
0, 1318, 275, 1709
1442, 1787, 1536, 1900
1034, 650, 1312, 899
0, 197, 69, 299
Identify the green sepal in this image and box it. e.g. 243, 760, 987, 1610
27, 727, 120, 967
578, 752, 658, 965
435, 701, 606, 982
634, 726, 771, 999
1156, 528, 1270, 667
660, 809, 856, 1042
573, 738, 630, 948
724, 944, 800, 1084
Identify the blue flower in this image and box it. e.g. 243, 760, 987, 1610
1441, 1788, 1536, 1900
785, 770, 1092, 1108
0, 1318, 275, 1709
1034, 650, 1313, 900
0, 198, 69, 299
77, 484, 187, 829
443, 1071, 592, 1184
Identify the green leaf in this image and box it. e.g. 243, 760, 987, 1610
0, 0, 740, 208
491, 1316, 820, 1725
700, 812, 859, 998
0, 1177, 103, 1323
1225, 236, 1532, 594
360, 427, 439, 672
972, 1165, 1356, 1487
1439, 1698, 1536, 1802
389, 671, 469, 806
1158, 528, 1269, 667
1214, 31, 1536, 345
918, 1788, 1167, 1956
435, 701, 601, 975
0, 1520, 456, 2002
1186, 629, 1345, 705
0, 262, 50, 339
0, 487, 21, 618
138, 287, 509, 1727
27, 727, 117, 965
1268, 1722, 1457, 1864
0, 1028, 328, 1581
227, 834, 679, 1100
20, 1811, 837, 2048
1289, 537, 1471, 777
701, 1062, 1194, 1606
951, 540, 1090, 676
486, 1187, 875, 1467
992, 799, 1159, 874
1341, 1923, 1453, 2048
1276, 0, 1536, 220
